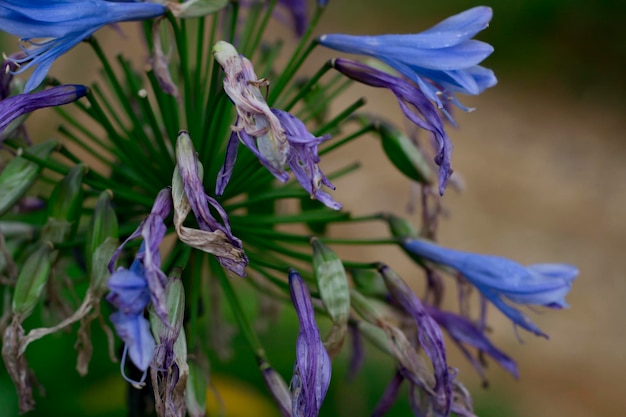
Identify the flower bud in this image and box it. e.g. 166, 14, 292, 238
86, 190, 118, 273
186, 360, 207, 417
43, 164, 86, 244
168, 0, 228, 18
12, 243, 52, 318
350, 268, 387, 297
377, 122, 433, 185
311, 238, 350, 325
0, 140, 56, 217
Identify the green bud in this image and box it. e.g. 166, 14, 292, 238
150, 274, 185, 342
383, 213, 419, 239
0, 141, 57, 217
311, 238, 350, 325
350, 268, 387, 297
186, 360, 207, 417
377, 122, 433, 185
89, 237, 118, 295
85, 190, 118, 271
48, 164, 86, 223
169, 0, 228, 18
12, 243, 52, 318
349, 289, 386, 324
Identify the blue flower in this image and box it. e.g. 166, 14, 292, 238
277, 0, 308, 37
318, 6, 496, 111
0, 0, 166, 92
331, 58, 453, 194
402, 238, 578, 337
107, 256, 156, 376
289, 269, 331, 417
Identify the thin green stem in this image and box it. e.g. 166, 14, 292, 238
211, 257, 267, 360
282, 61, 333, 111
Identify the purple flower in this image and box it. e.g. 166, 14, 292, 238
378, 264, 451, 416
175, 131, 248, 276
213, 42, 341, 209
289, 269, 331, 417
331, 58, 453, 194
278, 0, 308, 37
107, 255, 156, 375
1, 85, 87, 140
109, 188, 173, 325
425, 306, 519, 381
0, 0, 166, 92
272, 109, 340, 210
402, 238, 578, 338
318, 6, 496, 111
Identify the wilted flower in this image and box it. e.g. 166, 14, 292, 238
174, 131, 248, 276
213, 41, 290, 175
318, 6, 497, 111
214, 42, 340, 209
425, 306, 519, 381
332, 58, 452, 193
289, 269, 331, 417
0, 0, 167, 92
403, 238, 578, 337
109, 188, 173, 325
107, 254, 156, 378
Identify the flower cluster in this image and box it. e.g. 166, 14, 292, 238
0, 2, 577, 417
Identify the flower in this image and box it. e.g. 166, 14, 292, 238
424, 306, 519, 381
214, 41, 340, 210
378, 264, 451, 416
0, 0, 167, 92
318, 6, 496, 111
213, 41, 289, 175
289, 269, 331, 417
278, 0, 308, 37
0, 84, 88, 141
174, 131, 248, 276
331, 58, 453, 194
109, 188, 173, 325
107, 255, 156, 375
402, 238, 578, 337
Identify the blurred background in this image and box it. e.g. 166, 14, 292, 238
1, 1, 625, 416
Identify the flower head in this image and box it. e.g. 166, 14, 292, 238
289, 269, 331, 417
331, 58, 453, 193
319, 6, 496, 111
0, 0, 167, 92
403, 238, 578, 337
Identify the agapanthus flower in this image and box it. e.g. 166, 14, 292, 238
278, 0, 308, 37
174, 131, 248, 276
107, 251, 156, 377
318, 6, 497, 111
0, 84, 88, 140
289, 269, 331, 417
403, 238, 578, 338
331, 58, 453, 194
378, 264, 452, 416
214, 41, 340, 209
109, 188, 173, 325
425, 305, 519, 381
0, 0, 167, 92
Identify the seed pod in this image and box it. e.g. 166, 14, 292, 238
0, 141, 57, 217
12, 243, 52, 318
377, 122, 433, 185
186, 360, 208, 417
311, 238, 350, 326
85, 190, 118, 272
47, 164, 86, 223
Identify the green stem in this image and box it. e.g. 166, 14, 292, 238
211, 257, 267, 360
282, 61, 333, 111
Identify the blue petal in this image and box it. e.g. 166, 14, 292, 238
110, 312, 156, 371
